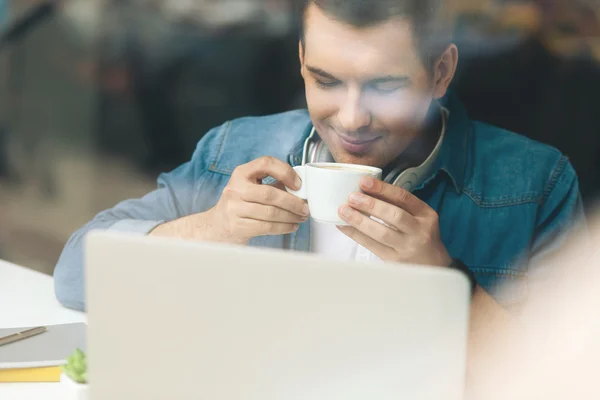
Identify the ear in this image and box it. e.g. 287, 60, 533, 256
299, 40, 306, 80
432, 44, 459, 100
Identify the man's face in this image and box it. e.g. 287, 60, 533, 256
300, 4, 452, 168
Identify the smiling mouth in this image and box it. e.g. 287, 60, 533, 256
336, 133, 382, 154
338, 135, 380, 145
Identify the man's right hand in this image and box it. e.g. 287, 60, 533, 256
151, 157, 309, 244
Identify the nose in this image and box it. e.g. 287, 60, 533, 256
337, 87, 371, 132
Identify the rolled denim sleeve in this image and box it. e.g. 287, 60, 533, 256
54, 127, 222, 311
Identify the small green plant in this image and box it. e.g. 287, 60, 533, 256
62, 348, 88, 384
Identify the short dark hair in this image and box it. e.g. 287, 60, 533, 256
298, 0, 451, 69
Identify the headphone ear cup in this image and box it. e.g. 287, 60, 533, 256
394, 170, 419, 192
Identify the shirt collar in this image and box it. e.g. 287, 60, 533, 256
435, 92, 469, 193
289, 91, 469, 193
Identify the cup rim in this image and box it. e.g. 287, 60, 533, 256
305, 162, 382, 174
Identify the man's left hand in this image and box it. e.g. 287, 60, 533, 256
338, 176, 452, 267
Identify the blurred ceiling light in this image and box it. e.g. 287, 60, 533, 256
159, 0, 262, 28
60, 0, 104, 45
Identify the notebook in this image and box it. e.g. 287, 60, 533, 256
0, 323, 86, 382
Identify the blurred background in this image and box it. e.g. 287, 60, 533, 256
0, 0, 599, 274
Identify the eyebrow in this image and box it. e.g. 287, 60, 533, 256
306, 65, 411, 85
369, 76, 411, 85
306, 66, 338, 80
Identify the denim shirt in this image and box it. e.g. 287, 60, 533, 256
54, 94, 585, 311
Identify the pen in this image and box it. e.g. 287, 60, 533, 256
0, 326, 47, 347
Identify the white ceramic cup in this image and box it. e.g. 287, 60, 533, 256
286, 163, 383, 226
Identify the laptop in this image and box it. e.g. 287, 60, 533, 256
85, 231, 470, 400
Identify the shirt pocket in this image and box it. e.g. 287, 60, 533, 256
473, 268, 529, 313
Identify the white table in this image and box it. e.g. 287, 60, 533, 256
0, 260, 86, 399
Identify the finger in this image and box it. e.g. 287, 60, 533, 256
240, 218, 300, 237
347, 192, 419, 234
237, 203, 309, 224
360, 176, 429, 216
241, 184, 310, 217
338, 205, 406, 249
240, 157, 302, 191
271, 181, 286, 191
337, 225, 395, 260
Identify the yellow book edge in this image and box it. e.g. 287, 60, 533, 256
0, 366, 62, 383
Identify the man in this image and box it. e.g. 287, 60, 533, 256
55, 0, 584, 377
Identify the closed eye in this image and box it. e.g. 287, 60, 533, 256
368, 79, 410, 93
315, 79, 341, 89
306, 66, 342, 90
